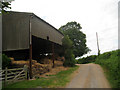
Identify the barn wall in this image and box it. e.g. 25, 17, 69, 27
2, 12, 30, 51
31, 16, 63, 45
2, 11, 64, 53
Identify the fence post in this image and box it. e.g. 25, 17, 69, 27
24, 65, 28, 80
5, 67, 8, 86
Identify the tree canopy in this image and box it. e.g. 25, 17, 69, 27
59, 21, 90, 57
0, 1, 12, 13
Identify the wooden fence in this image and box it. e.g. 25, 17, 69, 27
0, 65, 28, 86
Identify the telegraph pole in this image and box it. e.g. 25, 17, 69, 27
96, 32, 100, 56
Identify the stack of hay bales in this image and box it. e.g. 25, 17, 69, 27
9, 56, 64, 78
9, 58, 53, 78
54, 60, 63, 67
41, 57, 64, 67
31, 59, 53, 76
40, 58, 53, 64
10, 57, 29, 67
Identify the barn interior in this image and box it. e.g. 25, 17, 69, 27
3, 35, 64, 61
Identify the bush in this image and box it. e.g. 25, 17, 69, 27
62, 36, 75, 67
63, 50, 75, 67
95, 49, 120, 88
97, 52, 111, 60
77, 55, 97, 64
2, 54, 11, 69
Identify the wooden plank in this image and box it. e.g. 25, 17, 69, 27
5, 67, 8, 86
6, 76, 25, 83
25, 67, 27, 79
8, 68, 23, 71
0, 78, 5, 80
7, 76, 15, 79
0, 70, 5, 74
7, 77, 25, 83
0, 69, 3, 72
7, 71, 25, 76
17, 76, 26, 80
2, 78, 5, 80
7, 74, 25, 80
1, 66, 28, 85
13, 70, 24, 81
0, 73, 3, 76
52, 43, 55, 68
24, 65, 28, 79
29, 44, 32, 79
19, 73, 25, 76
5, 79, 13, 82
5, 67, 7, 82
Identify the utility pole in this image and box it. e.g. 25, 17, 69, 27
96, 32, 100, 56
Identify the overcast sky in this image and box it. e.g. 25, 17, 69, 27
11, 0, 119, 57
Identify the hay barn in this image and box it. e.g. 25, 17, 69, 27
2, 11, 64, 60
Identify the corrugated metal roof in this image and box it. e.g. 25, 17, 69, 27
2, 11, 64, 51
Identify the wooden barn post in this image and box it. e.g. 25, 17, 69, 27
29, 15, 33, 79
52, 43, 55, 68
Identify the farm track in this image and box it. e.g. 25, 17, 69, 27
66, 63, 111, 88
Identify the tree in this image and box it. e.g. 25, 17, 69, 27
62, 35, 75, 67
0, 0, 13, 13
59, 21, 90, 57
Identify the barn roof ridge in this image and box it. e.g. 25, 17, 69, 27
8, 11, 64, 36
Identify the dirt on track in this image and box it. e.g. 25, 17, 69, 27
66, 63, 111, 88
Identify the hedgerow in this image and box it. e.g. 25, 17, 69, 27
77, 55, 97, 64
95, 49, 120, 88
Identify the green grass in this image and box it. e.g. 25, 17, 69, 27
3, 65, 79, 88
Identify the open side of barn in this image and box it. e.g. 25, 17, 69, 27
2, 11, 64, 59
2, 11, 64, 78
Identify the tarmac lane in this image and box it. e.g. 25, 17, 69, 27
66, 63, 111, 88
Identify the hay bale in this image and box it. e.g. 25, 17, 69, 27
32, 60, 37, 64
10, 57, 14, 61
41, 58, 52, 64
10, 57, 64, 78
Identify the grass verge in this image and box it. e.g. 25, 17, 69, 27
3, 65, 79, 88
